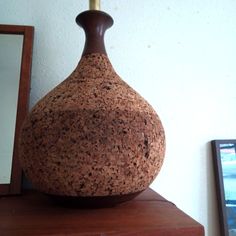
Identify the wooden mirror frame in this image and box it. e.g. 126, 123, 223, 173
211, 139, 236, 236
0, 25, 34, 195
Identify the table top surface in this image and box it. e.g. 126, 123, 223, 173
0, 188, 204, 236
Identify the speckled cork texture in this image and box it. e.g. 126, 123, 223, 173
19, 53, 165, 197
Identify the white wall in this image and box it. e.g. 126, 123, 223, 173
1, 1, 236, 235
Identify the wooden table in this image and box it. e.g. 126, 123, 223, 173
0, 188, 204, 236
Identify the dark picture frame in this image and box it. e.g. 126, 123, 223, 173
0, 25, 34, 195
212, 140, 236, 236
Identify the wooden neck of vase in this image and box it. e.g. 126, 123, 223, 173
76, 10, 114, 56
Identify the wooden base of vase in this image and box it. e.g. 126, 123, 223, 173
47, 191, 142, 208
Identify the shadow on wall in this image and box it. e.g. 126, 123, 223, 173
207, 142, 220, 236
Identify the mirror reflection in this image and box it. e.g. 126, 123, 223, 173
0, 34, 23, 184
219, 143, 236, 236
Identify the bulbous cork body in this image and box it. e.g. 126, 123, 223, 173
19, 10, 165, 206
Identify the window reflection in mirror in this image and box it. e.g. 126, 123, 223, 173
0, 34, 23, 184
219, 143, 236, 236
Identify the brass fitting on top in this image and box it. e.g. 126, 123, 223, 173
89, 0, 100, 10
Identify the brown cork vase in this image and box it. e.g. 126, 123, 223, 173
19, 10, 165, 207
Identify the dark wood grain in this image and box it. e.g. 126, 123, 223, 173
0, 188, 204, 236
0, 24, 34, 196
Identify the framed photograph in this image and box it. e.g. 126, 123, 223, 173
212, 140, 236, 236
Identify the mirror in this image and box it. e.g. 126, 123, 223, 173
0, 25, 34, 195
212, 140, 236, 236
0, 34, 23, 185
